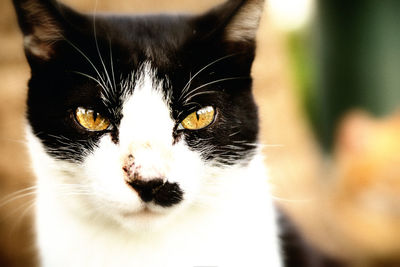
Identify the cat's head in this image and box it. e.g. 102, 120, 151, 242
13, 0, 265, 231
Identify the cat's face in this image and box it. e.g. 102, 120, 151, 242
14, 0, 264, 230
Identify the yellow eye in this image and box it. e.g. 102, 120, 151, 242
75, 107, 110, 131
180, 106, 215, 130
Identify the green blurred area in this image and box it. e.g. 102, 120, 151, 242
289, 0, 400, 152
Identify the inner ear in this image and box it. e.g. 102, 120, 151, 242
13, 0, 72, 60
224, 0, 264, 42
194, 0, 265, 43
23, 27, 63, 60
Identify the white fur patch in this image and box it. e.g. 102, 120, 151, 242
119, 64, 175, 180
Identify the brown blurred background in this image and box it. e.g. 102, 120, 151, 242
1, 0, 400, 266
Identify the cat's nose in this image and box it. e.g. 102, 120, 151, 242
126, 178, 183, 207
127, 178, 164, 203
123, 155, 183, 207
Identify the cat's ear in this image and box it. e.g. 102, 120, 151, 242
196, 0, 265, 43
12, 0, 74, 61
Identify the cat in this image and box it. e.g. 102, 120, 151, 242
12, 0, 283, 266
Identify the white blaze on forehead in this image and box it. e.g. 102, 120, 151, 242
119, 63, 175, 178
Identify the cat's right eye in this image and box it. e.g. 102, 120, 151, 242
178, 106, 215, 130
75, 107, 110, 132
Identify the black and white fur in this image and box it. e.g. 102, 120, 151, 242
13, 0, 283, 266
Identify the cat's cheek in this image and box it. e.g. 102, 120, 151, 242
167, 141, 205, 205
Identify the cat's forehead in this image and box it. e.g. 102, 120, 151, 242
102, 14, 193, 40
101, 61, 170, 113
90, 14, 194, 68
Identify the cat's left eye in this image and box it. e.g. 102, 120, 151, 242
179, 106, 215, 130
75, 107, 110, 131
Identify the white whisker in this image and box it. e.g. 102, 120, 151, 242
73, 71, 107, 91
63, 38, 108, 90
0, 187, 37, 209
92, 2, 114, 94
109, 38, 117, 93
11, 199, 36, 232
183, 77, 248, 104
179, 53, 240, 101
270, 195, 313, 203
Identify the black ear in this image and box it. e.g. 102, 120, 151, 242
196, 0, 265, 43
12, 0, 75, 60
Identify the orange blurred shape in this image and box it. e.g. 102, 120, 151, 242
332, 110, 400, 259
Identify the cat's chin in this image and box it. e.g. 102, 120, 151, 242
122, 206, 168, 219
114, 203, 185, 233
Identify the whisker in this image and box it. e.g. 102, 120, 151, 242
179, 53, 240, 101
0, 186, 38, 209
108, 38, 117, 93
92, 2, 114, 93
0, 138, 27, 145
2, 198, 36, 237
229, 131, 241, 137
73, 71, 107, 91
11, 198, 36, 233
258, 143, 285, 148
270, 195, 313, 203
183, 91, 219, 105
183, 76, 248, 104
62, 38, 108, 90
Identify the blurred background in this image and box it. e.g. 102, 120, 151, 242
1, 0, 400, 266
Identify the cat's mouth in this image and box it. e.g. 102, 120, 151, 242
122, 207, 165, 218
126, 179, 184, 208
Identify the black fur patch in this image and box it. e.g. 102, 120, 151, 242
126, 179, 183, 207
279, 211, 348, 267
